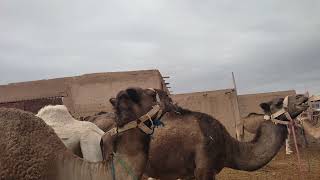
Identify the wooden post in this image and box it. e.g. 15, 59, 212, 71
161, 75, 171, 94
232, 72, 244, 141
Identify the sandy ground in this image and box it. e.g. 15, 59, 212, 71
217, 144, 320, 180
142, 143, 320, 180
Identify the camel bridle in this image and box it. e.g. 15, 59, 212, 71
104, 88, 165, 180
263, 95, 305, 180
106, 88, 164, 136
263, 96, 292, 125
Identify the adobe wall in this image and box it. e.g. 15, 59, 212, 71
0, 69, 166, 117
172, 89, 239, 138
67, 70, 166, 117
238, 90, 296, 140
0, 77, 69, 103
238, 90, 296, 118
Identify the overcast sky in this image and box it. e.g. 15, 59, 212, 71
0, 0, 319, 95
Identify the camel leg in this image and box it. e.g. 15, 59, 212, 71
80, 132, 103, 162
285, 125, 293, 155
194, 149, 214, 180
194, 168, 214, 180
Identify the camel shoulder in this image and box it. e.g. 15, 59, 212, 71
81, 121, 105, 135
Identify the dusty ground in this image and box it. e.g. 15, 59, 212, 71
217, 144, 320, 180
142, 142, 320, 180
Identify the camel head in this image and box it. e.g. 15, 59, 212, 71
109, 87, 175, 127
101, 87, 174, 162
260, 94, 309, 120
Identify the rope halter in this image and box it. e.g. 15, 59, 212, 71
107, 88, 163, 136
263, 95, 306, 180
263, 96, 293, 125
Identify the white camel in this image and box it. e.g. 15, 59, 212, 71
36, 105, 104, 162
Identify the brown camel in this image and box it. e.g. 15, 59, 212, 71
243, 111, 309, 153
110, 88, 309, 180
243, 112, 266, 134
299, 116, 320, 139
0, 105, 164, 180
81, 111, 116, 132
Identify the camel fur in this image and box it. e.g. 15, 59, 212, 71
109, 88, 309, 180
0, 107, 157, 180
36, 105, 105, 162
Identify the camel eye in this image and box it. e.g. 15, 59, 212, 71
276, 101, 283, 107
119, 101, 129, 110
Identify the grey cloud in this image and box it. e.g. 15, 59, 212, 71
0, 0, 319, 95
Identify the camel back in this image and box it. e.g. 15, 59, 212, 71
0, 108, 66, 179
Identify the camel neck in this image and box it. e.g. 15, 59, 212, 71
302, 120, 320, 139
38, 113, 78, 125
226, 121, 288, 171
51, 151, 141, 180
51, 129, 149, 180
50, 152, 110, 180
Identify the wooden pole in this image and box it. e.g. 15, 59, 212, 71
232, 72, 237, 92
232, 72, 244, 141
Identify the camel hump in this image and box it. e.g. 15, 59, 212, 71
82, 121, 105, 135
36, 105, 75, 123
0, 108, 66, 179
0, 107, 43, 128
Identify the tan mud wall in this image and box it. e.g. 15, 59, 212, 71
0, 78, 69, 103
172, 89, 239, 137
0, 70, 166, 117
67, 70, 166, 117
238, 90, 296, 117
238, 90, 296, 140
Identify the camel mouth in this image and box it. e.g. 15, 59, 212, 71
297, 98, 309, 109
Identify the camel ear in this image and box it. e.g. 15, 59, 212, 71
109, 98, 117, 107
145, 88, 156, 96
276, 98, 284, 106
260, 103, 271, 113
126, 88, 140, 103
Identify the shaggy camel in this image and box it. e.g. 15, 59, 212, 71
111, 88, 309, 180
299, 117, 320, 139
0, 105, 164, 180
37, 105, 105, 162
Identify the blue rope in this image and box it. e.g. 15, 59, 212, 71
111, 156, 116, 180
110, 119, 164, 180
153, 119, 165, 127
112, 153, 138, 180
